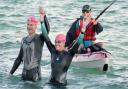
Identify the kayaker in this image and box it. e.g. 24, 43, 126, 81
40, 8, 79, 86
9, 8, 50, 82
65, 5, 104, 53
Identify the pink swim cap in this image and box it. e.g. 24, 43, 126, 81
27, 16, 38, 26
55, 34, 66, 41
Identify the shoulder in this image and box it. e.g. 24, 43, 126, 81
21, 36, 27, 42
22, 36, 27, 40
72, 16, 82, 23
35, 34, 40, 38
71, 18, 81, 27
34, 34, 43, 43
20, 36, 27, 46
75, 17, 82, 22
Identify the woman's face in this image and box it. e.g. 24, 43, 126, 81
27, 21, 37, 36
55, 40, 65, 52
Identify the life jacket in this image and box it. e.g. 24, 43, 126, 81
75, 18, 96, 41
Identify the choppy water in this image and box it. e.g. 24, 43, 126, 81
0, 0, 128, 89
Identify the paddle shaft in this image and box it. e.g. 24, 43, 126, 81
68, 0, 117, 49
95, 0, 117, 20
87, 0, 117, 31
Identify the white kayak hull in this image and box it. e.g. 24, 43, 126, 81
72, 51, 112, 71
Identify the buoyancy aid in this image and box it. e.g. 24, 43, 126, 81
75, 18, 96, 41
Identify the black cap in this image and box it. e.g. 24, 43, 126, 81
82, 5, 91, 13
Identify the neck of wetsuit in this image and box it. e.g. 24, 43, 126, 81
57, 50, 65, 54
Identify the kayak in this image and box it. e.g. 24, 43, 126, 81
72, 50, 112, 71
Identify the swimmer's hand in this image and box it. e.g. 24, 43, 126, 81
39, 6, 46, 22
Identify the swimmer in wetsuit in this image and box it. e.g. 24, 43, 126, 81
39, 8, 79, 86
9, 9, 50, 82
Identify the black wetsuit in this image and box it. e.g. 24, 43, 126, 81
41, 22, 79, 86
10, 15, 50, 82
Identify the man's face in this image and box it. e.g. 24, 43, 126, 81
27, 21, 37, 35
83, 11, 91, 18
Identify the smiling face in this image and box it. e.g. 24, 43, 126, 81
55, 40, 65, 52
55, 34, 66, 52
27, 21, 37, 36
27, 16, 38, 36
